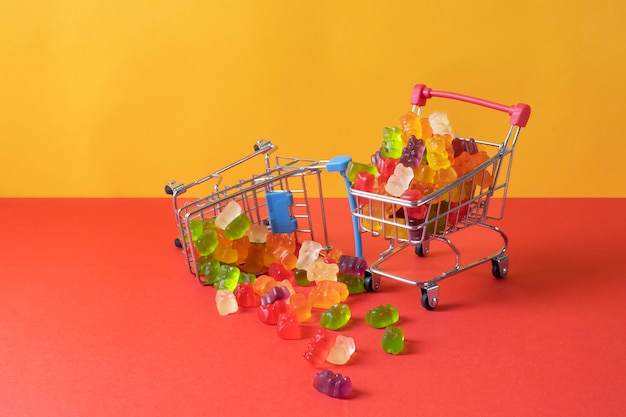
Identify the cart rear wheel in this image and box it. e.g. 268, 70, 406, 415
420, 288, 437, 311
491, 255, 509, 279
174, 237, 183, 249
363, 271, 380, 292
415, 243, 429, 257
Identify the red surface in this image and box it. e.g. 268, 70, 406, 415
1, 198, 625, 416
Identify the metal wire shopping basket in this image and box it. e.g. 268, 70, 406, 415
338, 84, 531, 310
164, 140, 335, 284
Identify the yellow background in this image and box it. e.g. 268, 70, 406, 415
1, 0, 625, 198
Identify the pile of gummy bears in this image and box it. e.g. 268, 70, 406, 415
181, 110, 493, 398
346, 111, 494, 232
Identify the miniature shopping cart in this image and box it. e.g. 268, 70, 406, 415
165, 140, 338, 284
339, 84, 531, 310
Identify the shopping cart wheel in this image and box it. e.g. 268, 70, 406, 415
174, 237, 183, 249
363, 271, 380, 292
420, 286, 439, 311
491, 255, 509, 279
415, 242, 429, 257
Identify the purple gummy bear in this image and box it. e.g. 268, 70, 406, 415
399, 136, 425, 169
313, 369, 353, 399
451, 137, 478, 157
260, 286, 291, 306
336, 255, 368, 278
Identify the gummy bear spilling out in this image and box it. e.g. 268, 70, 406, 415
349, 111, 494, 233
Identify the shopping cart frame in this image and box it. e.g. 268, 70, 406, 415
165, 140, 336, 284
338, 84, 531, 310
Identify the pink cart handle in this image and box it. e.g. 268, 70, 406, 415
411, 84, 531, 127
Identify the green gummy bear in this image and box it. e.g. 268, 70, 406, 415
382, 326, 404, 354
320, 303, 351, 330
365, 304, 399, 328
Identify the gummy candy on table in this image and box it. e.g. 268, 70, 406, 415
196, 256, 221, 285
336, 255, 367, 278
264, 233, 296, 267
294, 269, 312, 287
306, 259, 339, 283
399, 111, 423, 142
345, 161, 378, 183
214, 265, 241, 292
309, 286, 341, 310
246, 223, 269, 243
382, 326, 405, 355
400, 137, 426, 169
288, 293, 312, 322
381, 126, 403, 159
385, 163, 414, 197
261, 285, 291, 306
452, 137, 479, 157
257, 299, 288, 325
326, 335, 356, 365
399, 189, 427, 220
320, 303, 351, 331
215, 290, 239, 316
224, 213, 252, 240
241, 243, 265, 274
336, 274, 366, 295
276, 312, 301, 340
312, 369, 353, 399
428, 111, 453, 137
365, 304, 400, 328
232, 235, 251, 263
318, 280, 349, 301
215, 201, 243, 230
194, 229, 218, 257
425, 134, 452, 170
303, 329, 337, 369
296, 240, 324, 270
234, 282, 260, 307
268, 262, 295, 283
252, 274, 278, 296
376, 157, 399, 185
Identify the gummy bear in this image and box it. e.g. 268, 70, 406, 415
215, 290, 238, 316
215, 201, 242, 230
345, 161, 378, 183
425, 134, 452, 170
260, 286, 291, 306
313, 369, 352, 399
196, 256, 221, 285
234, 282, 260, 307
365, 304, 399, 328
399, 189, 426, 220
326, 335, 356, 365
306, 259, 339, 283
276, 312, 301, 340
400, 136, 426, 169
399, 112, 423, 142
296, 240, 324, 270
320, 303, 351, 330
336, 255, 367, 278
223, 213, 251, 240
268, 262, 295, 283
381, 126, 403, 159
382, 326, 405, 354
452, 137, 478, 157
288, 293, 312, 322
336, 274, 366, 295
245, 223, 269, 243
214, 265, 241, 291
257, 300, 288, 325
241, 243, 265, 274
194, 229, 218, 257
428, 111, 453, 136
252, 274, 277, 296
303, 329, 337, 369
384, 163, 414, 197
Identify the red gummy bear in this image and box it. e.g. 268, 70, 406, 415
267, 263, 295, 284
258, 300, 288, 325
276, 312, 301, 340
447, 200, 470, 225
303, 329, 337, 368
234, 282, 260, 308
